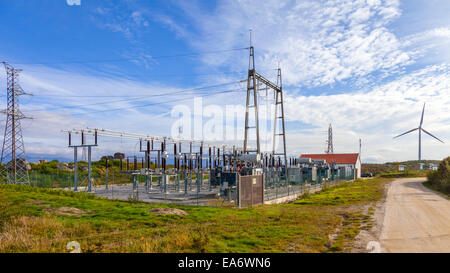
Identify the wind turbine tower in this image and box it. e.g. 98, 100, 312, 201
393, 103, 444, 161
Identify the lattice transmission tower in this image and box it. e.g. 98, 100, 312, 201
0, 62, 31, 184
325, 123, 333, 154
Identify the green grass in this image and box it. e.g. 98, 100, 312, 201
293, 179, 386, 206
0, 178, 390, 253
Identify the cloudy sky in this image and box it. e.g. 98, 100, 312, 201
0, 0, 449, 163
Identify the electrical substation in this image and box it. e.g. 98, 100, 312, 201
59, 45, 356, 207
0, 43, 356, 208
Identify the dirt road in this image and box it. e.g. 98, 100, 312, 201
379, 177, 450, 253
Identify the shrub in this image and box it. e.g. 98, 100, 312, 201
427, 157, 450, 194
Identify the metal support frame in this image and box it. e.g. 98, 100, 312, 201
74, 147, 78, 191
272, 68, 288, 183
88, 146, 92, 192
244, 46, 261, 155
243, 46, 288, 179
0, 62, 32, 185
67, 130, 98, 192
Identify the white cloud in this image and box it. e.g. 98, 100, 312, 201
402, 27, 450, 63
131, 11, 148, 27
283, 64, 450, 162
152, 14, 189, 38
175, 0, 413, 87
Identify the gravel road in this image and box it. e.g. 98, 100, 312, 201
379, 177, 450, 253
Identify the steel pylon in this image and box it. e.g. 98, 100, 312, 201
0, 62, 31, 184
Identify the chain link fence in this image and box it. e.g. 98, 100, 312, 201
27, 167, 356, 207
264, 168, 355, 201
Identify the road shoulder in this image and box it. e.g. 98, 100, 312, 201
351, 180, 391, 253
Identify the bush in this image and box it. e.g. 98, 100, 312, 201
427, 157, 450, 194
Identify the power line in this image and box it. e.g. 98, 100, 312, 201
25, 81, 241, 113
69, 88, 244, 116
22, 69, 253, 81
8, 47, 249, 65
31, 80, 239, 98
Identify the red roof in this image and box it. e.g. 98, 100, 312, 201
300, 153, 359, 164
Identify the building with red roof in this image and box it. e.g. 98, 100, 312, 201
300, 153, 361, 178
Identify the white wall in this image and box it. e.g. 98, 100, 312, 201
335, 155, 361, 179
355, 155, 361, 178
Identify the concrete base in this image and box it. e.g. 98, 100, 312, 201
264, 186, 323, 204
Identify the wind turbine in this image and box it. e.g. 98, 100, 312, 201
393, 103, 444, 161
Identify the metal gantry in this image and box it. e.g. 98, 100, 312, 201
0, 62, 32, 185
67, 129, 98, 191
244, 45, 260, 155
243, 45, 288, 179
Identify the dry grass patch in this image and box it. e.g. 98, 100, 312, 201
148, 208, 188, 216
0, 215, 67, 252
44, 207, 91, 217
26, 199, 51, 207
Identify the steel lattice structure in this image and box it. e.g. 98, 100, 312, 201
326, 123, 333, 154
243, 36, 287, 180
0, 62, 31, 184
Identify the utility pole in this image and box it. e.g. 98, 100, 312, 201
0, 62, 32, 185
359, 138, 362, 159
326, 123, 333, 154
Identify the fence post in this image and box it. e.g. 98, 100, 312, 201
112, 170, 114, 198
105, 158, 108, 190
184, 171, 188, 196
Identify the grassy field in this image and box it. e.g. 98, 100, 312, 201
0, 178, 391, 253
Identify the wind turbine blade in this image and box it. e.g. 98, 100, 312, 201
421, 128, 444, 143
420, 103, 425, 127
393, 128, 419, 139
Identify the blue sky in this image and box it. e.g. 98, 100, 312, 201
0, 0, 449, 163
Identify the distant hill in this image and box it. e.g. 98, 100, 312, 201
362, 160, 440, 175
